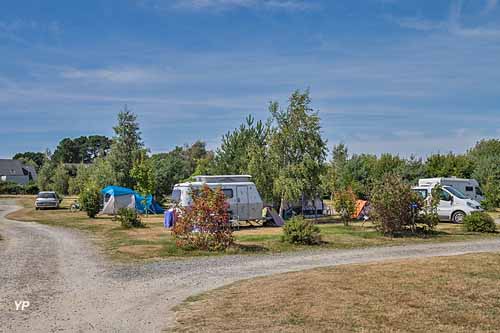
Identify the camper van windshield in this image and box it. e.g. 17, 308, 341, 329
444, 186, 467, 199
172, 189, 181, 202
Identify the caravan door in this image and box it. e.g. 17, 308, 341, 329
236, 186, 249, 220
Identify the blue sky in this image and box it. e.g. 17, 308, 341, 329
1, 0, 499, 158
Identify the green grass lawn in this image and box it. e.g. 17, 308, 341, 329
3, 195, 500, 261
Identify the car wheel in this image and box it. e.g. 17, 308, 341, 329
452, 211, 465, 224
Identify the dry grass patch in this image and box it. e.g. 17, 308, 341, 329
173, 253, 500, 332
117, 244, 164, 258
489, 210, 500, 220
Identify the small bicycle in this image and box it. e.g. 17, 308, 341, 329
70, 200, 81, 212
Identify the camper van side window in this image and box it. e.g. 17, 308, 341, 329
465, 186, 473, 192
439, 190, 452, 201
222, 189, 233, 198
172, 189, 181, 202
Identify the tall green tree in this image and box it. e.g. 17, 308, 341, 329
150, 142, 213, 198
37, 160, 56, 191
107, 107, 144, 188
468, 140, 500, 208
424, 153, 473, 178
131, 151, 155, 197
52, 163, 71, 195
13, 152, 46, 171
269, 90, 327, 216
68, 158, 115, 195
247, 119, 277, 204
52, 135, 112, 164
324, 143, 349, 198
212, 115, 267, 175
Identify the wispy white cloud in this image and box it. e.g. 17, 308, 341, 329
449, 0, 500, 37
389, 16, 446, 32
60, 67, 167, 83
139, 0, 317, 12
389, 0, 500, 38
0, 19, 38, 32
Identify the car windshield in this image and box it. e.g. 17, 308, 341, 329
38, 192, 56, 199
443, 186, 467, 199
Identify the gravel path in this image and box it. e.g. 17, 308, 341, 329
2, 200, 500, 332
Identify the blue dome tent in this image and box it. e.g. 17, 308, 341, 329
101, 186, 164, 215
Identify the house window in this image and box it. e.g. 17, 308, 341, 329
465, 186, 474, 192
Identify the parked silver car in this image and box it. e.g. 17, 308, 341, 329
35, 191, 61, 210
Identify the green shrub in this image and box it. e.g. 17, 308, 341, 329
371, 174, 422, 235
117, 208, 143, 228
463, 212, 496, 233
24, 182, 40, 195
79, 183, 101, 218
0, 181, 24, 194
333, 187, 357, 226
281, 217, 321, 245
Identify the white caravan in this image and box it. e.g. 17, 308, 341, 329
412, 185, 483, 223
172, 175, 263, 221
418, 178, 484, 202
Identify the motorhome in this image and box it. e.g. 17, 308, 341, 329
418, 178, 484, 202
412, 185, 483, 223
172, 175, 263, 221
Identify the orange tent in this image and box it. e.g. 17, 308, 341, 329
352, 200, 368, 219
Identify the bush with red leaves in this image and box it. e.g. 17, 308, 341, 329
172, 185, 233, 251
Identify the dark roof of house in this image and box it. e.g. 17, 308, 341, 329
0, 159, 31, 176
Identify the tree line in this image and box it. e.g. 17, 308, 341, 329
10, 90, 500, 209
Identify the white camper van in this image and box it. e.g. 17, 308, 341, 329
172, 175, 263, 221
412, 185, 483, 223
418, 178, 484, 202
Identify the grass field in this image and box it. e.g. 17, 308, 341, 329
2, 195, 500, 261
173, 252, 500, 332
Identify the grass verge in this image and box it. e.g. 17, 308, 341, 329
173, 252, 500, 332
2, 195, 500, 262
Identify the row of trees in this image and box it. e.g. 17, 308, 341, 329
324, 140, 500, 208
11, 89, 500, 211
19, 108, 212, 200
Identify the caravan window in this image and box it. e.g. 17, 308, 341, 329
222, 189, 233, 198
465, 186, 474, 192
172, 189, 181, 202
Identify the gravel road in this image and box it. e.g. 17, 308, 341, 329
2, 200, 500, 332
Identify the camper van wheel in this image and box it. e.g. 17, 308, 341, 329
451, 211, 465, 224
